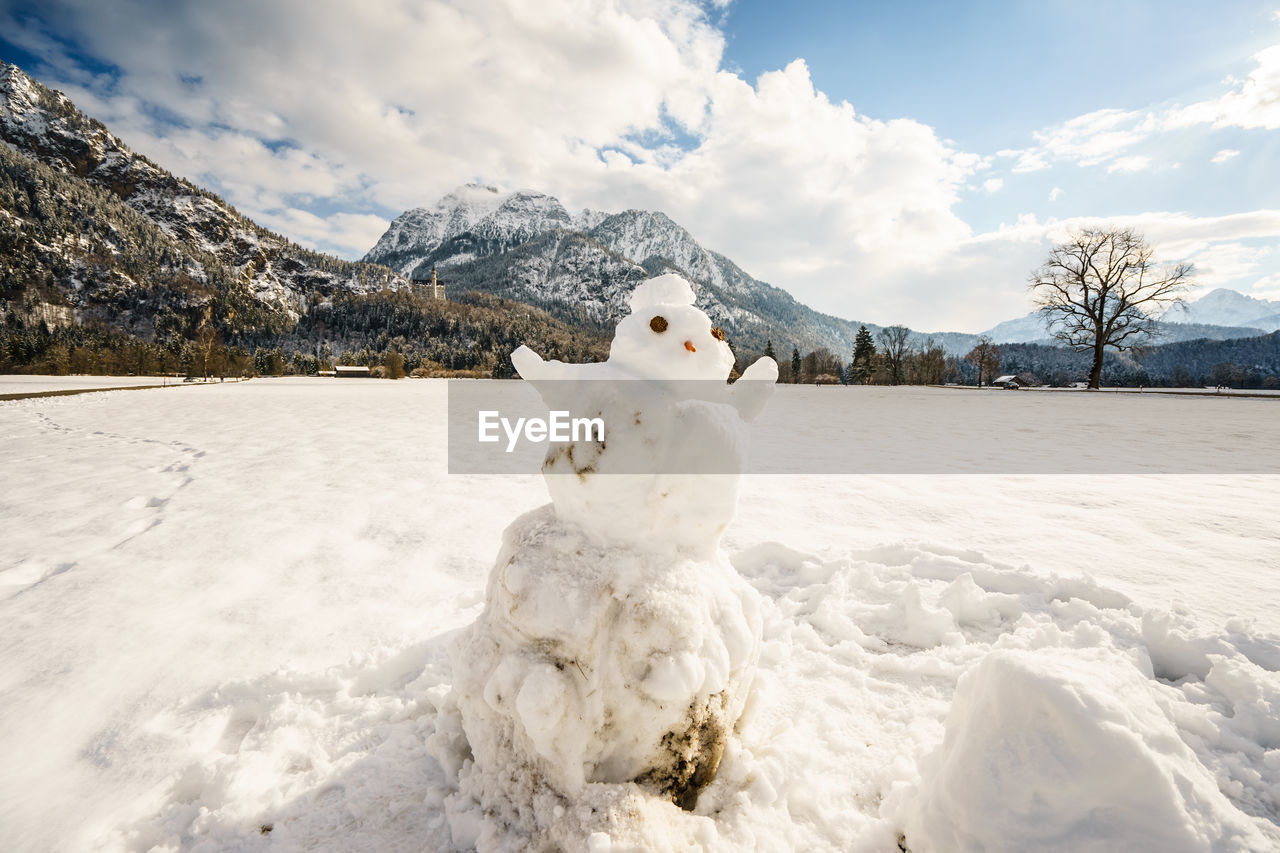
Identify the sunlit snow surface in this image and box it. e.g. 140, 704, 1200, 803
1, 378, 1279, 851
0, 375, 179, 394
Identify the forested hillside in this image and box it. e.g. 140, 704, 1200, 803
0, 62, 605, 376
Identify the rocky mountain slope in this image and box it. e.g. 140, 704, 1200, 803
0, 62, 604, 373
0, 62, 405, 329
365, 184, 980, 356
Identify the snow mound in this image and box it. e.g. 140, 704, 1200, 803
904, 646, 1270, 852
432, 505, 763, 850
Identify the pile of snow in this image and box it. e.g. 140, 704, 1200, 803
899, 646, 1269, 852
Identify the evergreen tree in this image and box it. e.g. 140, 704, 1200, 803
850, 325, 876, 385
790, 347, 801, 384
764, 339, 776, 359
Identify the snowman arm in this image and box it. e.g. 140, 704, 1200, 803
730, 356, 778, 421
511, 345, 548, 381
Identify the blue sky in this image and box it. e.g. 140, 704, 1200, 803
723, 1, 1273, 146
722, 0, 1280, 230
2, 0, 1279, 331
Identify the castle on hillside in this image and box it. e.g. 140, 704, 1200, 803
411, 267, 447, 300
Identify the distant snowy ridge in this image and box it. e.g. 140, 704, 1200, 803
1170, 288, 1280, 332
981, 308, 1271, 346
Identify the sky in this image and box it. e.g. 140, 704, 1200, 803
2, 0, 1279, 332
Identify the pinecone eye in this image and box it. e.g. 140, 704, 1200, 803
650, 316, 668, 333
710, 326, 725, 342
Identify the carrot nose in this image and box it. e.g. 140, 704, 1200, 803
684, 340, 697, 352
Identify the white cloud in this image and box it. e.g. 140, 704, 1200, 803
578, 59, 980, 322
1182, 242, 1273, 287
1249, 270, 1280, 300
1036, 108, 1157, 166
997, 108, 1158, 174
1167, 44, 1280, 130
982, 178, 1003, 193
6, 0, 728, 220
997, 147, 1048, 173
1211, 148, 1241, 163
254, 210, 392, 257
1107, 155, 1151, 174
1000, 40, 1280, 174
1048, 187, 1063, 202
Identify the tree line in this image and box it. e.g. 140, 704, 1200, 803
758, 325, 980, 386
1, 288, 608, 379
751, 324, 1279, 389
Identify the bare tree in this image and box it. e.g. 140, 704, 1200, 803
877, 325, 912, 385
192, 324, 221, 380
910, 337, 947, 385
964, 336, 1001, 387
1030, 227, 1193, 389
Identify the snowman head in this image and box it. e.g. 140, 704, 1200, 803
608, 274, 735, 381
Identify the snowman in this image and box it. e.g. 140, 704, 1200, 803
510, 272, 777, 553
432, 274, 777, 850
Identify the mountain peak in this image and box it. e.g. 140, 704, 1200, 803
1173, 288, 1280, 331
363, 185, 895, 354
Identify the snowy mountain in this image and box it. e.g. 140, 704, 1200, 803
365, 185, 980, 356
980, 312, 1055, 344
981, 308, 1269, 346
365, 185, 574, 276
0, 62, 607, 374
1169, 288, 1280, 331
0, 62, 407, 326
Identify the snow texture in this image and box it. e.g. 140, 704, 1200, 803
1, 378, 1278, 851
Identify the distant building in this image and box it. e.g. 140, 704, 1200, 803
334, 365, 371, 378
993, 375, 1022, 389
411, 267, 447, 300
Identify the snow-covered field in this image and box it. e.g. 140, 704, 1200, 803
2, 378, 1278, 851
0, 375, 184, 395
